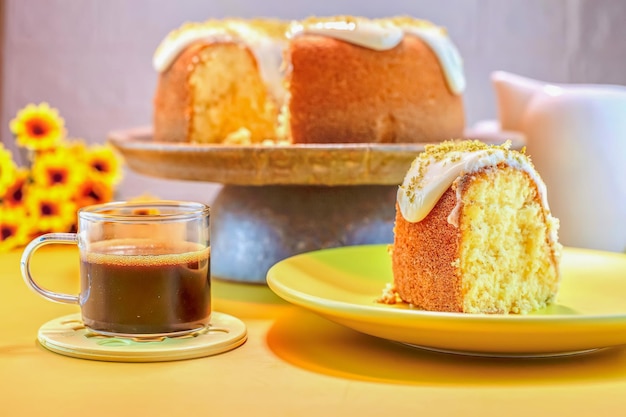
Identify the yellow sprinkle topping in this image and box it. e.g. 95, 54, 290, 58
403, 139, 529, 204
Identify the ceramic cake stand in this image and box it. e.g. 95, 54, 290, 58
109, 127, 523, 284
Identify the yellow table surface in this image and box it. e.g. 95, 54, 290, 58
1, 245, 625, 416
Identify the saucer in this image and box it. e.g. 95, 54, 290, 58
38, 312, 247, 362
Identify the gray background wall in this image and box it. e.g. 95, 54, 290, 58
2, 0, 625, 203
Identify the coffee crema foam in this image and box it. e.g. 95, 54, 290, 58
82, 239, 210, 267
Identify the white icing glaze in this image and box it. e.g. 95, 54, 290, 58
153, 25, 233, 72
153, 21, 287, 103
287, 20, 404, 51
397, 142, 556, 243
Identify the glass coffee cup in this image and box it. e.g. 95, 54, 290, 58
21, 200, 211, 338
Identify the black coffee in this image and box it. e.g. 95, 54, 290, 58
80, 239, 211, 335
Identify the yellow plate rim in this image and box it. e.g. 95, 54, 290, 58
267, 245, 626, 355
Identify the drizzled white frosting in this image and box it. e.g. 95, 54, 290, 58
287, 20, 404, 51
397, 141, 557, 243
288, 18, 466, 95
153, 16, 466, 97
153, 25, 233, 72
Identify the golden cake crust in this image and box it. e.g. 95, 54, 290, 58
286, 34, 465, 144
391, 187, 463, 312
153, 42, 208, 143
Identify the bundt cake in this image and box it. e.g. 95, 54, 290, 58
385, 140, 562, 314
152, 16, 466, 144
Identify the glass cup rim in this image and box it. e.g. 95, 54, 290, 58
78, 200, 210, 223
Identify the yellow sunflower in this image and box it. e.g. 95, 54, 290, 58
74, 177, 113, 208
10, 102, 66, 150
83, 144, 123, 186
1, 167, 30, 211
30, 147, 86, 194
65, 139, 88, 159
25, 186, 77, 233
0, 144, 17, 196
0, 208, 30, 252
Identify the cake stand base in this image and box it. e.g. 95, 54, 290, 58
212, 184, 396, 283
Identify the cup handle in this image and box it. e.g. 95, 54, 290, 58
20, 233, 80, 304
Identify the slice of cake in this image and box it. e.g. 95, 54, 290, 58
387, 140, 562, 314
152, 16, 466, 144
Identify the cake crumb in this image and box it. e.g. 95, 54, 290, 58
223, 128, 252, 145
377, 282, 402, 304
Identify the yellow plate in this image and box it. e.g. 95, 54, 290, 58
267, 245, 626, 357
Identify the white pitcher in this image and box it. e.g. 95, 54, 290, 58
492, 71, 626, 253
